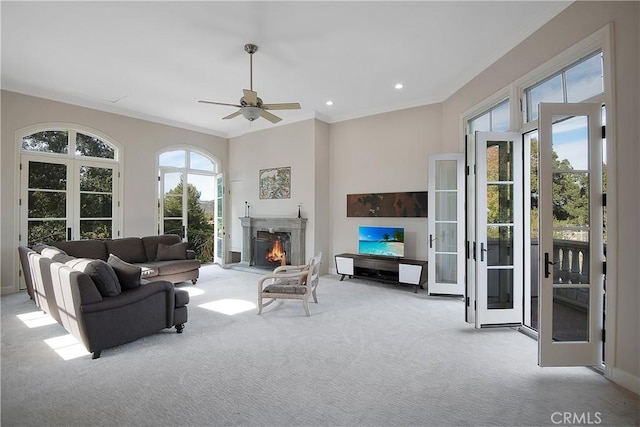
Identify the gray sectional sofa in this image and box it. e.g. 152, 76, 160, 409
50, 234, 200, 285
17, 234, 198, 359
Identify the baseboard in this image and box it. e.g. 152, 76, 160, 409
609, 367, 640, 395
1, 284, 19, 296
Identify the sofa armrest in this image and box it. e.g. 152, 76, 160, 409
81, 280, 173, 314
186, 250, 196, 260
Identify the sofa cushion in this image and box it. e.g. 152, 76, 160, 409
51, 240, 108, 261
40, 246, 76, 263
66, 258, 121, 297
138, 259, 200, 276
106, 237, 148, 263
140, 265, 159, 279
142, 234, 182, 261
157, 242, 188, 261
107, 254, 142, 291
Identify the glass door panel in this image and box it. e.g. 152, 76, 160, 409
214, 173, 225, 265
186, 173, 215, 262
428, 153, 465, 295
475, 132, 523, 327
524, 130, 539, 330
23, 158, 71, 245
538, 103, 603, 367
161, 171, 185, 237
78, 164, 114, 239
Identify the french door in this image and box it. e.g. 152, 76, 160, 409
160, 169, 186, 237
538, 103, 604, 366
474, 132, 523, 327
428, 153, 465, 295
214, 173, 225, 265
21, 155, 118, 245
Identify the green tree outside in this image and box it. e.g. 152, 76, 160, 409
163, 177, 215, 263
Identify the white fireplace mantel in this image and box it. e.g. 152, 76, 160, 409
240, 217, 307, 266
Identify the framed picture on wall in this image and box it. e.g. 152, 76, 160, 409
347, 191, 427, 217
259, 166, 291, 199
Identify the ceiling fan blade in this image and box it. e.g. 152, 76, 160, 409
199, 100, 242, 108
222, 110, 242, 120
243, 89, 258, 105
262, 103, 301, 110
260, 110, 282, 123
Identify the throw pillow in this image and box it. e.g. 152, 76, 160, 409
156, 242, 188, 261
107, 254, 142, 290
40, 247, 75, 263
66, 258, 121, 297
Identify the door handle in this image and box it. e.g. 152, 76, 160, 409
544, 252, 557, 278
67, 227, 72, 241
480, 242, 487, 262
429, 234, 437, 248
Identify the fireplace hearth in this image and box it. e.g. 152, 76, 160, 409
240, 217, 307, 267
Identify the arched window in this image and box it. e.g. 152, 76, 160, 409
19, 126, 121, 245
158, 148, 223, 264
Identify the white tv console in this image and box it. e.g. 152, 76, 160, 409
334, 253, 427, 293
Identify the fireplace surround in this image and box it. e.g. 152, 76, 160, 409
240, 217, 307, 266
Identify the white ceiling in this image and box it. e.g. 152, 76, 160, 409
1, 1, 572, 138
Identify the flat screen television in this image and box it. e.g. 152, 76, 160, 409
358, 226, 405, 258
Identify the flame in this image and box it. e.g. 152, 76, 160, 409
266, 240, 286, 263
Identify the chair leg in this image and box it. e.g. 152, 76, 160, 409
258, 296, 263, 314
312, 288, 318, 303
176, 324, 184, 333
92, 351, 101, 359
303, 299, 310, 317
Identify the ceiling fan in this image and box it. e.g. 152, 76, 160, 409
199, 43, 301, 123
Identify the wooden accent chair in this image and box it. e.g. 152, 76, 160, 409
257, 252, 322, 317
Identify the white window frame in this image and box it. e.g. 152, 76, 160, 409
15, 123, 124, 291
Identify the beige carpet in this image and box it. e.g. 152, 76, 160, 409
2, 264, 638, 426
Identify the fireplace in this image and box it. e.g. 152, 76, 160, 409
240, 217, 307, 267
253, 231, 291, 268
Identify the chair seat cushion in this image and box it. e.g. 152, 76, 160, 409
263, 284, 307, 295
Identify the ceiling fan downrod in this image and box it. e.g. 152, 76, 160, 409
244, 43, 258, 91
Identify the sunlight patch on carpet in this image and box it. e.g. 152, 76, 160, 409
44, 334, 90, 360
199, 299, 256, 315
179, 286, 205, 297
17, 311, 57, 328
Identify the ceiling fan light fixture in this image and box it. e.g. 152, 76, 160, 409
241, 106, 262, 121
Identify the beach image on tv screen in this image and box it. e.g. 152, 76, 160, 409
358, 226, 404, 257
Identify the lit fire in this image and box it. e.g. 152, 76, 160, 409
266, 240, 286, 264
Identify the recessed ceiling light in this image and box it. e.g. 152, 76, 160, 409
326, 100, 334, 106
395, 83, 404, 90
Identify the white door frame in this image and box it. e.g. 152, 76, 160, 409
475, 131, 524, 327
428, 153, 465, 295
